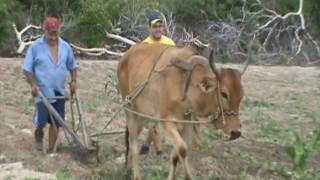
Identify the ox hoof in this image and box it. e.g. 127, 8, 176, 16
139, 146, 150, 155
156, 151, 168, 160
230, 131, 241, 140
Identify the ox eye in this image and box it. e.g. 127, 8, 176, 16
221, 92, 228, 99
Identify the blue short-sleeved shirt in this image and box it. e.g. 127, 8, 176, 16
23, 35, 78, 103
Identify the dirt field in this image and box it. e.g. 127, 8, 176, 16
0, 58, 319, 180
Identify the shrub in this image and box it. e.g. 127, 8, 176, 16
0, 0, 26, 56
76, 0, 124, 47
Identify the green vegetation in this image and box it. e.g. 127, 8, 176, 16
3, 176, 15, 180
75, 0, 123, 47
56, 167, 75, 180
0, 0, 319, 60
23, 178, 40, 180
7, 154, 17, 162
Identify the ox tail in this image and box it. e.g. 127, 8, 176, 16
125, 125, 129, 165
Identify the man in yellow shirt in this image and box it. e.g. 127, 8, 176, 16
140, 11, 175, 158
143, 11, 175, 46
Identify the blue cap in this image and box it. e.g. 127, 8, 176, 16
148, 11, 163, 26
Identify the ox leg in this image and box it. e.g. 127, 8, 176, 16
181, 124, 194, 148
140, 127, 154, 154
162, 122, 193, 180
181, 124, 202, 146
140, 125, 163, 155
168, 149, 179, 180
193, 125, 203, 145
152, 125, 164, 155
126, 113, 143, 180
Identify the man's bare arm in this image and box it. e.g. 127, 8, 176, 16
69, 69, 77, 95
70, 69, 77, 83
24, 70, 38, 96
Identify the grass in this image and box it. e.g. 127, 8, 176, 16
241, 97, 277, 110
201, 129, 224, 148
231, 150, 292, 178
60, 136, 72, 147
3, 176, 15, 180
82, 91, 105, 113
304, 111, 320, 124
15, 124, 27, 129
36, 164, 45, 172
89, 165, 131, 180
234, 87, 320, 179
7, 154, 17, 162
0, 94, 11, 105
245, 107, 292, 145
239, 170, 257, 180
313, 88, 320, 97
104, 73, 121, 103
144, 165, 168, 180
88, 145, 131, 180
56, 167, 75, 180
282, 87, 320, 179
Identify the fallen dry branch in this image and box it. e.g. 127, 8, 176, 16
13, 23, 136, 57
13, 24, 41, 54
106, 32, 136, 45
252, 0, 313, 62
70, 43, 124, 57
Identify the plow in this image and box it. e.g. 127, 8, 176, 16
38, 91, 97, 152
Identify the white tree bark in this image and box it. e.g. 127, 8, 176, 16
13, 24, 41, 54
254, 0, 308, 60
70, 43, 124, 57
106, 33, 136, 45
13, 23, 134, 57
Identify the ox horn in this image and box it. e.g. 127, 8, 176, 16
240, 59, 249, 75
208, 50, 221, 79
188, 56, 210, 70
171, 55, 210, 71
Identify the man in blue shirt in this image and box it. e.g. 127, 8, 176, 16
23, 16, 78, 152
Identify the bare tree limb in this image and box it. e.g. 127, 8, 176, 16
106, 33, 136, 45
13, 23, 41, 54
257, 0, 305, 30
305, 32, 320, 57
70, 44, 124, 57
13, 23, 128, 57
254, 0, 306, 60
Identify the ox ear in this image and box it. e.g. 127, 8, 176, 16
198, 77, 217, 93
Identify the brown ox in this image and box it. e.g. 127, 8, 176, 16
117, 43, 248, 180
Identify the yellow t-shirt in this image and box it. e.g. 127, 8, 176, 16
143, 35, 175, 46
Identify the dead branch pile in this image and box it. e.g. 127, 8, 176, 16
13, 0, 320, 65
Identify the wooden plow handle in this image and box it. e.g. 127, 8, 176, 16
38, 91, 93, 150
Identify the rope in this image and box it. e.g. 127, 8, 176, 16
95, 46, 237, 136
97, 46, 172, 133
123, 107, 213, 124
216, 80, 226, 126
99, 102, 127, 132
